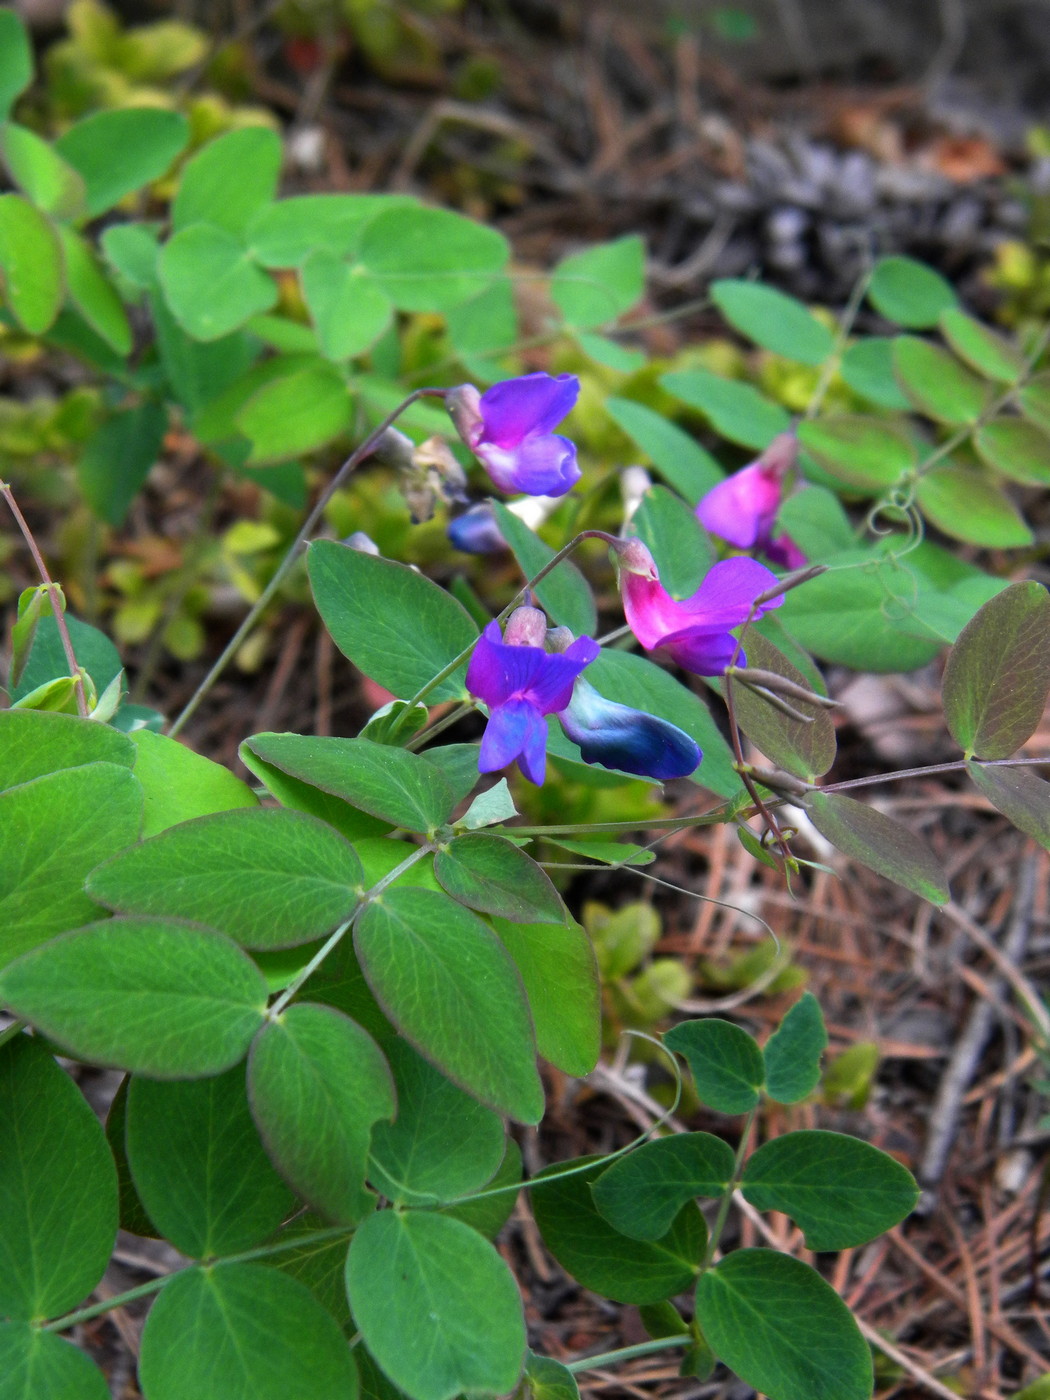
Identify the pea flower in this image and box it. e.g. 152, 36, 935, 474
615, 538, 782, 675
447, 373, 581, 497
695, 432, 806, 570
555, 672, 701, 780
466, 607, 598, 784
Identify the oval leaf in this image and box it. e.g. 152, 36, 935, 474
551, 235, 645, 329
235, 360, 351, 461
308, 539, 478, 703
346, 1210, 526, 1400
967, 761, 1050, 850
664, 1018, 765, 1114
159, 224, 277, 341
915, 465, 1032, 548
0, 194, 63, 333
591, 1133, 735, 1241
606, 396, 724, 504
726, 630, 835, 781
762, 992, 827, 1103
974, 417, 1050, 486
741, 1130, 919, 1250
942, 581, 1050, 759
696, 1250, 872, 1400
868, 255, 957, 328
796, 416, 915, 492
359, 205, 509, 312
893, 337, 990, 424
139, 1262, 359, 1400
0, 708, 134, 792
354, 886, 543, 1123
129, 729, 258, 838
0, 918, 268, 1077
939, 309, 1023, 383
0, 1035, 117, 1320
804, 790, 949, 904
0, 1323, 110, 1400
711, 279, 834, 366
127, 1066, 295, 1259
249, 1002, 395, 1224
87, 807, 363, 949
489, 502, 596, 637
56, 108, 190, 218
660, 370, 790, 450
531, 1157, 704, 1304
435, 833, 564, 923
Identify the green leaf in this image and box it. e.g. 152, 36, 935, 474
267, 1211, 352, 1323
435, 833, 564, 923
778, 551, 943, 672
0, 122, 84, 219
489, 502, 596, 636
0, 761, 142, 967
78, 399, 167, 526
660, 370, 791, 450
524, 1351, 580, 1400
664, 1019, 765, 1114
248, 194, 416, 266
0, 10, 32, 120
159, 224, 277, 341
696, 1250, 872, 1400
238, 359, 352, 462
974, 417, 1050, 486
0, 708, 133, 792
359, 204, 508, 311
966, 761, 1050, 850
591, 1133, 735, 1240
893, 337, 990, 424
551, 235, 645, 329
868, 255, 958, 328
606, 397, 724, 504
1019, 371, 1050, 435
368, 1037, 505, 1205
105, 1076, 159, 1237
129, 729, 258, 838
741, 1130, 919, 1249
439, 1136, 522, 1238
490, 914, 601, 1076
172, 127, 282, 238
762, 992, 827, 1103
9, 584, 61, 690
589, 649, 741, 798
59, 226, 131, 353
727, 630, 835, 781
796, 416, 915, 492
531, 1157, 704, 1303
773, 484, 855, 558
139, 1262, 359, 1400
838, 337, 911, 409
942, 581, 1050, 758
459, 778, 518, 829
243, 734, 454, 833
239, 735, 392, 842
0, 193, 63, 332
127, 1066, 295, 1258
88, 807, 363, 950
447, 278, 518, 373
300, 252, 391, 360
804, 790, 949, 903
542, 836, 654, 866
711, 279, 833, 366
308, 539, 478, 703
346, 1211, 525, 1400
248, 1002, 394, 1224
0, 1322, 109, 1399
633, 485, 713, 597
0, 917, 268, 1077
939, 309, 1023, 383
355, 886, 543, 1122
56, 108, 189, 218
10, 609, 126, 701
0, 1035, 117, 1319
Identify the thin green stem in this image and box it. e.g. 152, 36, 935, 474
168, 389, 447, 738
268, 843, 431, 1017
1, 483, 88, 717
403, 529, 616, 711
804, 263, 873, 421
41, 1225, 354, 1334
505, 810, 729, 837
565, 1336, 692, 1374
700, 1106, 757, 1273
405, 700, 475, 752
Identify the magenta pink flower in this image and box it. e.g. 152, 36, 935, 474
616, 538, 782, 675
447, 373, 581, 497
695, 432, 806, 570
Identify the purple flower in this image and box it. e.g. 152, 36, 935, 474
557, 677, 701, 780
447, 503, 507, 555
616, 538, 782, 675
447, 373, 582, 497
695, 432, 806, 570
466, 607, 598, 784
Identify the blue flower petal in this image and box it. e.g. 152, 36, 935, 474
558, 680, 701, 780
478, 373, 579, 447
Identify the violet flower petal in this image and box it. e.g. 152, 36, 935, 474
475, 433, 581, 497
678, 557, 782, 625
478, 373, 579, 447
478, 698, 548, 783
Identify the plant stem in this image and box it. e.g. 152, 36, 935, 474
268, 843, 431, 1017
699, 1106, 757, 1273
405, 700, 475, 751
1, 482, 88, 717
40, 1225, 354, 1334
168, 389, 448, 738
565, 1336, 692, 1374
403, 529, 617, 711
0, 1020, 26, 1050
